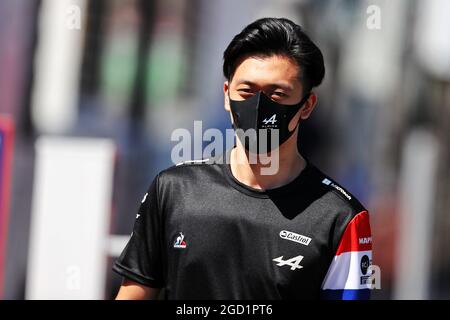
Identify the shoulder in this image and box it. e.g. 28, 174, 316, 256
311, 164, 371, 245
310, 164, 367, 214
156, 156, 223, 185
308, 164, 369, 233
308, 164, 371, 255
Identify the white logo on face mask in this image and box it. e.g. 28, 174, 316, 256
262, 114, 277, 125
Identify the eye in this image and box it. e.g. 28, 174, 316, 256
272, 91, 287, 98
237, 88, 253, 93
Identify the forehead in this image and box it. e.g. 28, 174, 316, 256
232, 55, 301, 88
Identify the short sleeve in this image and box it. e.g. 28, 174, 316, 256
320, 210, 373, 300
112, 174, 164, 288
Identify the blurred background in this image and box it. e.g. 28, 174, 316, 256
0, 0, 449, 300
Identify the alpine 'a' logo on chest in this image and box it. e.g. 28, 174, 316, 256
273, 255, 304, 271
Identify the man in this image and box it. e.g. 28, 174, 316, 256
113, 17, 373, 300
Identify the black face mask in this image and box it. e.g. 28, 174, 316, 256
229, 90, 310, 154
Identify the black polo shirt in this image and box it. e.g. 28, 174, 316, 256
113, 148, 373, 299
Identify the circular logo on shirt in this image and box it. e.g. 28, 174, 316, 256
360, 255, 370, 275
280, 230, 288, 238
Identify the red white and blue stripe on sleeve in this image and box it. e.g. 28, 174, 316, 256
321, 210, 373, 300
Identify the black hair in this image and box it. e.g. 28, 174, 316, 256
223, 17, 325, 92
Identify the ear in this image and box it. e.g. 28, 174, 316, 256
224, 81, 231, 112
299, 92, 318, 120
288, 92, 318, 131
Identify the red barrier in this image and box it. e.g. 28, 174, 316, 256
0, 116, 14, 299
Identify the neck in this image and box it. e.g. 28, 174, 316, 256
230, 135, 306, 190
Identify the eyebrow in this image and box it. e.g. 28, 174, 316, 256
234, 79, 294, 91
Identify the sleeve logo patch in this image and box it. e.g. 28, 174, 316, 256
359, 237, 372, 245
360, 255, 370, 275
